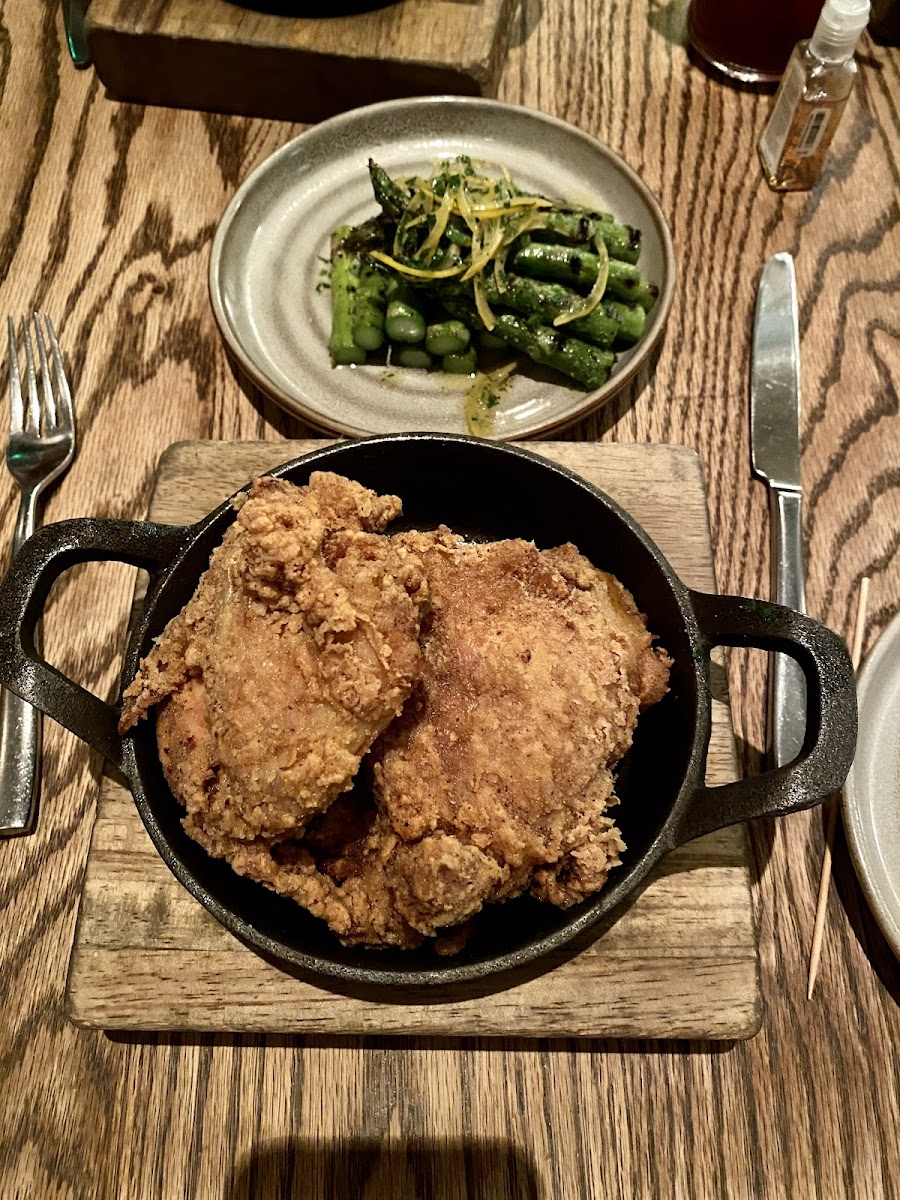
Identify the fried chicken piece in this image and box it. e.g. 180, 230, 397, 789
365, 530, 671, 937
120, 473, 429, 841
192, 531, 668, 951
186, 791, 424, 949
211, 530, 669, 952
183, 791, 511, 950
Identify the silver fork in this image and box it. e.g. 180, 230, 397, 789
0, 316, 76, 835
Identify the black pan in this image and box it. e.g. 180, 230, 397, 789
0, 435, 857, 991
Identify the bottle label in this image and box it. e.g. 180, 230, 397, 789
759, 59, 804, 174
796, 108, 831, 157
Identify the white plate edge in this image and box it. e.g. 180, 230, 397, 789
841, 608, 900, 960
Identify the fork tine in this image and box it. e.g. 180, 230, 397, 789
7, 318, 23, 434
43, 317, 73, 436
20, 318, 40, 433
32, 313, 57, 430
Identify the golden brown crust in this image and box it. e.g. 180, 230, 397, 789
185, 799, 424, 949
368, 535, 669, 932
121, 478, 671, 953
119, 473, 428, 840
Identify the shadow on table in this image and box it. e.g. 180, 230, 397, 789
566, 338, 664, 441
227, 1136, 542, 1200
108, 1028, 740, 1056
228, 355, 326, 441
646, 0, 687, 48
508, 0, 543, 50
730, 729, 776, 887
830, 813, 900, 1007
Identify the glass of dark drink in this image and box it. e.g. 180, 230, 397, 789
688, 0, 825, 82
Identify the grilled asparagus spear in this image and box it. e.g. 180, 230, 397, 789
329, 227, 367, 366
482, 276, 645, 347
510, 242, 658, 311
492, 314, 614, 389
368, 159, 409, 220
532, 212, 642, 264
351, 262, 387, 352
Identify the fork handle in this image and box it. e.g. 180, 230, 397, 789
0, 487, 43, 835
0, 679, 42, 835
14, 488, 41, 556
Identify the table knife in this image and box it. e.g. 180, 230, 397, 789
751, 252, 807, 767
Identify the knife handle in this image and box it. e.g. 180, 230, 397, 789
770, 487, 808, 767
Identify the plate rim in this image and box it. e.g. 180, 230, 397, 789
208, 94, 676, 439
842, 608, 900, 961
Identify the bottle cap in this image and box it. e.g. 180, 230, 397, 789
810, 0, 871, 62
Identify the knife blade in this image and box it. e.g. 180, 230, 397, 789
751, 252, 807, 767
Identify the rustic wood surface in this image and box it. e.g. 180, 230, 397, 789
86, 0, 515, 123
68, 440, 756, 1039
0, 0, 898, 1196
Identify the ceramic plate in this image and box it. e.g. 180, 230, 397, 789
843, 611, 900, 960
209, 96, 675, 439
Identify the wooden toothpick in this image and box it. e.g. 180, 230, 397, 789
807, 576, 870, 1000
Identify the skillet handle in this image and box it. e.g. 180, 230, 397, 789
671, 590, 857, 845
0, 517, 189, 774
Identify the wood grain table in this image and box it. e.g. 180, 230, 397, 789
0, 2, 897, 1197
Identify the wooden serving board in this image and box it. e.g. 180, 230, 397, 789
67, 441, 760, 1039
85, 0, 516, 124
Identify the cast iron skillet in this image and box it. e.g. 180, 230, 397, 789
0, 435, 857, 991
